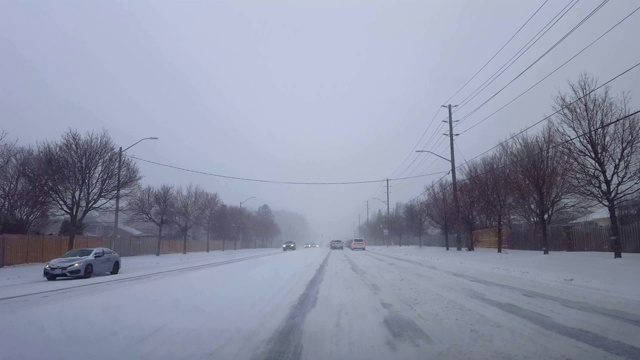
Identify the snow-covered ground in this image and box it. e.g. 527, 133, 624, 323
0, 247, 638, 360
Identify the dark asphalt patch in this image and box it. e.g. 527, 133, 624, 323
383, 312, 431, 347
475, 296, 640, 359
256, 252, 330, 360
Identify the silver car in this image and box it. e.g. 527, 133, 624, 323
43, 247, 121, 281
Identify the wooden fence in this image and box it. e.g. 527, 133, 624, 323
475, 222, 640, 253
0, 234, 254, 267
473, 228, 510, 249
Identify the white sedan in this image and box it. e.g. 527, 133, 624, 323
43, 247, 121, 281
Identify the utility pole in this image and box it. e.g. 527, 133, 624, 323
444, 104, 462, 251
366, 200, 369, 224
112, 147, 122, 250
386, 178, 391, 247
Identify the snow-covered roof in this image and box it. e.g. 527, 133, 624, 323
571, 207, 609, 223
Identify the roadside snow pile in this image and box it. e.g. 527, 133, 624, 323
371, 246, 640, 300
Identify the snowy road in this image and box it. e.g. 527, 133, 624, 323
1, 247, 639, 360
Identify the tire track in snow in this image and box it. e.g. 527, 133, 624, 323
474, 295, 640, 359
256, 251, 331, 360
367, 250, 640, 328
343, 252, 432, 348
365, 250, 640, 358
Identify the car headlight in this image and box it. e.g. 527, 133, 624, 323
45, 263, 50, 269
70, 262, 82, 267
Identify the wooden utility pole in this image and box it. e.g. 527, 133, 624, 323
444, 104, 462, 251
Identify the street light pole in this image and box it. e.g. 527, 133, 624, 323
112, 137, 158, 250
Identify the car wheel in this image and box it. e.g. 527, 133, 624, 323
46, 275, 57, 281
111, 262, 120, 275
83, 264, 93, 279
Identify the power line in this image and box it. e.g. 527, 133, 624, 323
457, 60, 640, 168
385, 0, 550, 180
129, 156, 448, 186
458, 4, 640, 135
453, 0, 579, 114
410, 109, 640, 202
386, 107, 442, 179
455, 0, 610, 126
445, 0, 550, 104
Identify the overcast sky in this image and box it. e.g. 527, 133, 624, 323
2, 0, 639, 240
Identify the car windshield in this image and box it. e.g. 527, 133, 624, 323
284, 241, 294, 245
61, 249, 93, 258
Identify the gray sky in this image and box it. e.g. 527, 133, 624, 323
2, 0, 639, 239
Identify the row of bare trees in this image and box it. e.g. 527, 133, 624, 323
0, 129, 280, 254
407, 74, 639, 258
127, 184, 280, 256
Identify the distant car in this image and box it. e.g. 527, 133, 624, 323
283, 241, 296, 251
345, 239, 354, 249
312, 243, 319, 248
44, 247, 120, 281
330, 240, 344, 250
304, 244, 311, 248
351, 238, 366, 251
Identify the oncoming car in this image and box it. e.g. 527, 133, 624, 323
44, 247, 120, 281
282, 241, 296, 251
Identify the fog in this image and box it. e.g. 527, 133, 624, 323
2, 0, 639, 239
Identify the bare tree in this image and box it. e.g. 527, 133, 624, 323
424, 179, 455, 250
127, 185, 174, 256
403, 200, 428, 248
390, 202, 407, 247
214, 204, 230, 251
171, 184, 206, 254
554, 74, 640, 258
201, 192, 221, 252
506, 124, 573, 254
226, 205, 250, 250
457, 179, 481, 251
255, 204, 278, 248
466, 152, 511, 253
36, 130, 140, 250
0, 146, 51, 234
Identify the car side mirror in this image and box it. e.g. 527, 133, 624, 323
94, 253, 103, 258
